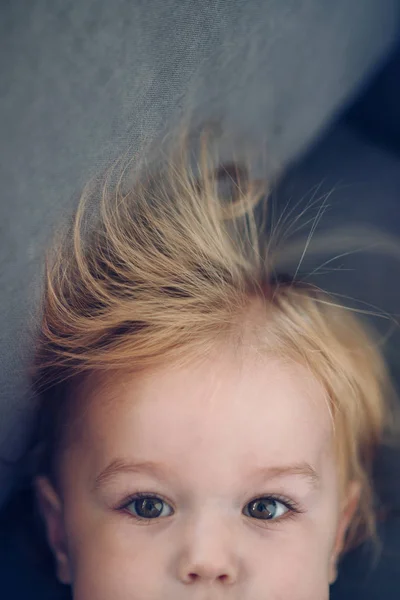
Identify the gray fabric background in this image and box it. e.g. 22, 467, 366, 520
1, 0, 400, 507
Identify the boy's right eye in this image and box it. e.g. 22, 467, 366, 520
123, 493, 173, 521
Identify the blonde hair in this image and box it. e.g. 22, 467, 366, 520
29, 129, 398, 557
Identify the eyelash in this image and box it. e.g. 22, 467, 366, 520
118, 491, 304, 526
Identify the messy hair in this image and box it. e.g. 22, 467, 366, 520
26, 128, 398, 561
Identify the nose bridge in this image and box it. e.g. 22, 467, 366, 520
177, 505, 241, 584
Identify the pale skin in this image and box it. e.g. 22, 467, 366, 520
35, 345, 360, 599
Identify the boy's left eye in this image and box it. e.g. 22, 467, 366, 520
243, 497, 288, 520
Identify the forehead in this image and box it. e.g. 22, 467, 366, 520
76, 351, 334, 475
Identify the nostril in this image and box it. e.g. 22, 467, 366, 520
188, 571, 231, 583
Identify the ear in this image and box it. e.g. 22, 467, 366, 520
34, 476, 72, 585
329, 480, 361, 584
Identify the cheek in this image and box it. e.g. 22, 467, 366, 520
67, 516, 169, 600
249, 524, 335, 600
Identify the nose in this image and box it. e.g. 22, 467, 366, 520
177, 518, 239, 585
181, 561, 236, 585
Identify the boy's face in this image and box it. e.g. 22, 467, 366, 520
36, 348, 360, 600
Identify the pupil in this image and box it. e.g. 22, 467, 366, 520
251, 499, 276, 519
137, 498, 162, 518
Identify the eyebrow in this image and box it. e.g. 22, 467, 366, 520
93, 459, 320, 491
254, 463, 320, 490
94, 459, 178, 491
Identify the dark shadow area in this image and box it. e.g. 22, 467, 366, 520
345, 40, 400, 157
